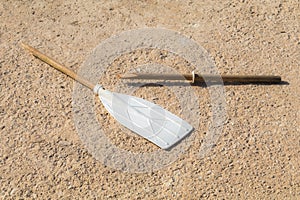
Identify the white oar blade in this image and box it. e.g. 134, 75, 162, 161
96, 87, 193, 149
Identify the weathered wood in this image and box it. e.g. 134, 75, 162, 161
21, 43, 95, 90
120, 73, 282, 83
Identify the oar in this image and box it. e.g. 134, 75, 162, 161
21, 43, 193, 149
119, 72, 282, 84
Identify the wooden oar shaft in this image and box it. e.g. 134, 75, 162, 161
120, 73, 282, 83
204, 75, 281, 83
21, 43, 95, 90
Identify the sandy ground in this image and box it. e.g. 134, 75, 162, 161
1, 0, 299, 199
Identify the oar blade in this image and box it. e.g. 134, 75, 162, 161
97, 88, 193, 149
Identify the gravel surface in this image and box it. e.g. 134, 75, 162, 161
1, 0, 299, 199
